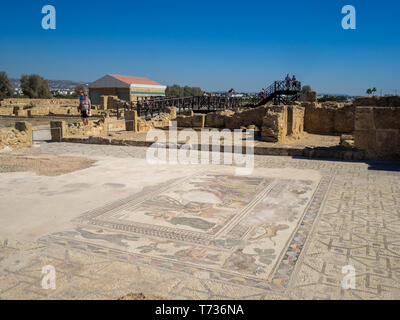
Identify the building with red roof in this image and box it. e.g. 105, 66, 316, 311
89, 74, 166, 104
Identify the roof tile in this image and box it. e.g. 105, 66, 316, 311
108, 74, 162, 86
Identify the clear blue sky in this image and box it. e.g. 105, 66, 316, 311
0, 0, 399, 95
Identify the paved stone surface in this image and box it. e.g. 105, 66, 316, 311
0, 142, 399, 300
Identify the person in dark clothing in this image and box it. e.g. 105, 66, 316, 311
285, 74, 291, 90
292, 75, 297, 89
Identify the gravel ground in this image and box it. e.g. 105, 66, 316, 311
0, 153, 96, 176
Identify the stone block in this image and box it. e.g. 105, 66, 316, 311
192, 114, 206, 128
354, 96, 400, 107
375, 129, 399, 152
166, 107, 177, 119
261, 110, 286, 143
373, 107, 400, 130
355, 107, 375, 131
125, 110, 138, 132
50, 121, 66, 142
354, 130, 376, 150
334, 105, 355, 133
14, 121, 32, 145
176, 115, 192, 127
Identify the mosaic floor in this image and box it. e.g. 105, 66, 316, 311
0, 143, 399, 299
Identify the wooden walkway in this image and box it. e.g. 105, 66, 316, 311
117, 80, 302, 118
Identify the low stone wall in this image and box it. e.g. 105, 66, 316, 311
0, 104, 106, 117
303, 102, 354, 135
261, 108, 287, 142
204, 110, 234, 127
99, 96, 126, 110
0, 121, 32, 150
0, 98, 96, 117
50, 119, 107, 141
50, 107, 177, 140
0, 98, 79, 107
354, 106, 400, 159
353, 96, 400, 107
175, 105, 304, 143
130, 107, 176, 132
224, 106, 268, 129
0, 107, 15, 115
176, 114, 206, 128
260, 105, 305, 143
178, 106, 276, 130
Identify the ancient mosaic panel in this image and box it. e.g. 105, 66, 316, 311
41, 172, 331, 289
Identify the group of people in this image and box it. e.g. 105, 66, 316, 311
77, 91, 91, 125
285, 74, 297, 90
258, 74, 298, 100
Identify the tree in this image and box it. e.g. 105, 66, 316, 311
20, 74, 52, 98
75, 84, 86, 94
318, 95, 338, 103
71, 84, 87, 98
0, 71, 13, 98
190, 87, 203, 96
166, 84, 184, 97
166, 84, 204, 97
366, 88, 377, 96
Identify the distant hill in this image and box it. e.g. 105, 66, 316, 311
10, 78, 89, 90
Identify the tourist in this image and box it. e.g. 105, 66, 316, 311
228, 88, 235, 99
292, 75, 297, 89
78, 92, 91, 126
259, 89, 265, 100
285, 74, 291, 90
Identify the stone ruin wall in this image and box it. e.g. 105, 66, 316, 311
176, 105, 305, 143
46, 105, 304, 144
0, 122, 32, 150
0, 98, 79, 106
49, 106, 177, 141
98, 95, 125, 110
0, 98, 111, 117
353, 96, 400, 107
0, 98, 80, 117
50, 119, 108, 141
354, 106, 400, 159
302, 102, 355, 135
2, 96, 399, 160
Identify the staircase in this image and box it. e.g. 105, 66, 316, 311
257, 80, 301, 106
